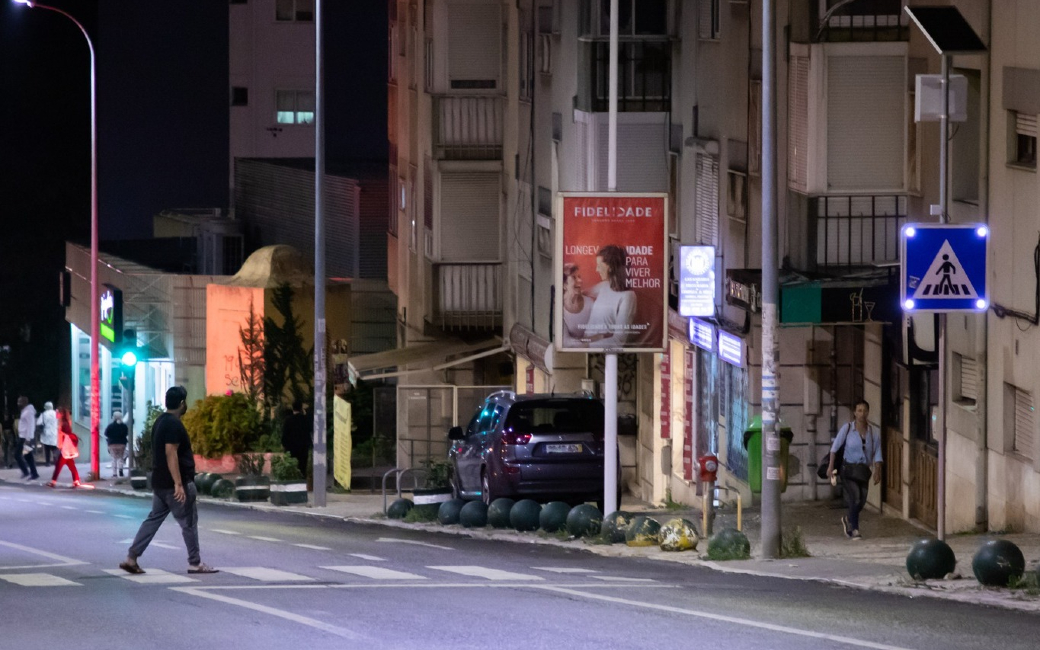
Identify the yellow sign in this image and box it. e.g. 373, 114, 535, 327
333, 395, 352, 490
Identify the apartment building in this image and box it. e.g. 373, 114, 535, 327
387, 0, 1039, 533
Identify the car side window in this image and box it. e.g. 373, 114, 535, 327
464, 408, 481, 437
475, 405, 496, 436
489, 405, 506, 432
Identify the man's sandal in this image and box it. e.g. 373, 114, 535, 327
187, 563, 219, 574
119, 561, 145, 575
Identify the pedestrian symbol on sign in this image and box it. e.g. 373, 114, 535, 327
910, 240, 979, 300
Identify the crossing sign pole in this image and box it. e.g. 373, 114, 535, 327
901, 223, 988, 541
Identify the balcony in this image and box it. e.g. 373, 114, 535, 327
814, 0, 909, 43
432, 95, 503, 160
810, 194, 906, 269
432, 262, 502, 331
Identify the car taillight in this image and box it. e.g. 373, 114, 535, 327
501, 431, 531, 445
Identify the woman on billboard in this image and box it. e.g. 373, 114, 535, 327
585, 245, 636, 348
562, 263, 594, 347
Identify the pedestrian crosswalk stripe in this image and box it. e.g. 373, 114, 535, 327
532, 567, 598, 574
348, 553, 385, 562
591, 576, 656, 582
322, 566, 427, 580
210, 529, 241, 535
104, 568, 198, 585
427, 566, 544, 581
911, 240, 979, 299
86, 510, 105, 514
248, 536, 282, 542
0, 573, 81, 587
293, 544, 332, 551
221, 567, 314, 582
60, 506, 77, 510
113, 514, 134, 519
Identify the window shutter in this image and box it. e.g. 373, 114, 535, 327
788, 56, 808, 192
595, 120, 668, 192
959, 356, 978, 401
1017, 113, 1038, 138
1014, 387, 1036, 461
448, 3, 501, 89
827, 55, 905, 191
695, 153, 719, 247
439, 173, 500, 261
698, 0, 719, 40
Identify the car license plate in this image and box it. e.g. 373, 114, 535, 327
545, 443, 582, 454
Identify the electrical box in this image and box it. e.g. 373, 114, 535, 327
915, 74, 968, 122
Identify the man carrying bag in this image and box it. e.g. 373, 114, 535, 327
825, 399, 883, 540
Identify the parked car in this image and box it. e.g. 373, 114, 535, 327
447, 391, 619, 508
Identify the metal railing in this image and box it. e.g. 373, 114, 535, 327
432, 94, 503, 160
433, 262, 502, 330
815, 2, 910, 43
810, 194, 907, 269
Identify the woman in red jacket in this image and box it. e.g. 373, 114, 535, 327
46, 407, 93, 489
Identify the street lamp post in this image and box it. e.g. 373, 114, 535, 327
14, 0, 101, 479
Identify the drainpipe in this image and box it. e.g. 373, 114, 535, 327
974, 0, 992, 533
807, 328, 818, 501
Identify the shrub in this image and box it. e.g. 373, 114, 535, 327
236, 453, 266, 477
270, 453, 304, 481
182, 393, 262, 459
133, 401, 165, 468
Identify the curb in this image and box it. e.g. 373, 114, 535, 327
5, 477, 1038, 613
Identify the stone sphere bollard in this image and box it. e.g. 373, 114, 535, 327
972, 539, 1025, 587
906, 538, 956, 580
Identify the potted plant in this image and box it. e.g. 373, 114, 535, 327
269, 453, 307, 506
411, 458, 454, 517
233, 453, 271, 502
129, 405, 161, 491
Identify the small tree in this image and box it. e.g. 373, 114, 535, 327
238, 299, 266, 407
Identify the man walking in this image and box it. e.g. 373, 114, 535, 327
120, 387, 217, 575
826, 399, 883, 540
281, 400, 311, 477
14, 396, 39, 481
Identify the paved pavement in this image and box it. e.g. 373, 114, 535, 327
5, 462, 1039, 613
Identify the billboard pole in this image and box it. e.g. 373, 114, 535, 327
602, 0, 619, 517
759, 0, 782, 558
312, 0, 328, 507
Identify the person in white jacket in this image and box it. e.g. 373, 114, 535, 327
36, 402, 58, 466
585, 245, 636, 349
15, 396, 39, 481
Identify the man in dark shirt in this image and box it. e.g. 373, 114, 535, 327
281, 400, 312, 477
120, 386, 218, 575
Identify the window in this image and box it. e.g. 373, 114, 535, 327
275, 90, 315, 125
727, 170, 747, 224
580, 0, 669, 37
699, 0, 720, 40
448, 3, 501, 90
276, 0, 313, 22
590, 41, 670, 112
520, 21, 533, 102
1005, 383, 1036, 461
954, 353, 977, 404
695, 153, 719, 247
1011, 111, 1037, 168
230, 86, 248, 107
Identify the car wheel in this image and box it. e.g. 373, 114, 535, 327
481, 468, 495, 506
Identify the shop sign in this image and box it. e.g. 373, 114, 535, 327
718, 330, 744, 368
725, 269, 761, 313
556, 193, 668, 353
678, 245, 715, 317
99, 284, 123, 346
688, 317, 715, 353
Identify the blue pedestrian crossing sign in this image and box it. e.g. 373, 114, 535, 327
901, 223, 988, 313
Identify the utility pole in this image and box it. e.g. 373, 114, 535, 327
759, 0, 782, 559
601, 0, 620, 518
312, 0, 328, 506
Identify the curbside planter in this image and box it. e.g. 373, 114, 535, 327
269, 480, 308, 506
129, 468, 148, 491
234, 475, 271, 502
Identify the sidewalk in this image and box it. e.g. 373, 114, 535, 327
4, 463, 1039, 613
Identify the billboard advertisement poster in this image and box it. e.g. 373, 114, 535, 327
556, 193, 668, 353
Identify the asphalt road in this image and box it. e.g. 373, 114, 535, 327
2, 483, 1039, 650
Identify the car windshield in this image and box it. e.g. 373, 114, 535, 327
504, 400, 604, 435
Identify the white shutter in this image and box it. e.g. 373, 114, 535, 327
1017, 113, 1038, 137
698, 0, 719, 40
448, 3, 500, 88
695, 153, 719, 247
959, 356, 978, 401
439, 172, 500, 261
827, 55, 905, 190
1013, 387, 1036, 461
788, 56, 809, 192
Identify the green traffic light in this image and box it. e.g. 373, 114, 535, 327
121, 350, 138, 367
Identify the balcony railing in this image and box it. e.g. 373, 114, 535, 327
814, 1, 910, 43
432, 262, 502, 330
432, 95, 503, 160
810, 194, 906, 268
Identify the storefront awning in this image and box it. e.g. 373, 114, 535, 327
348, 338, 507, 382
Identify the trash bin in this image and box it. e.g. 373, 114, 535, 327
743, 415, 794, 494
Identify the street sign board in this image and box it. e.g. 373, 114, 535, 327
678, 245, 715, 317
900, 223, 988, 313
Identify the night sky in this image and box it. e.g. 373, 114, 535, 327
0, 1, 387, 416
